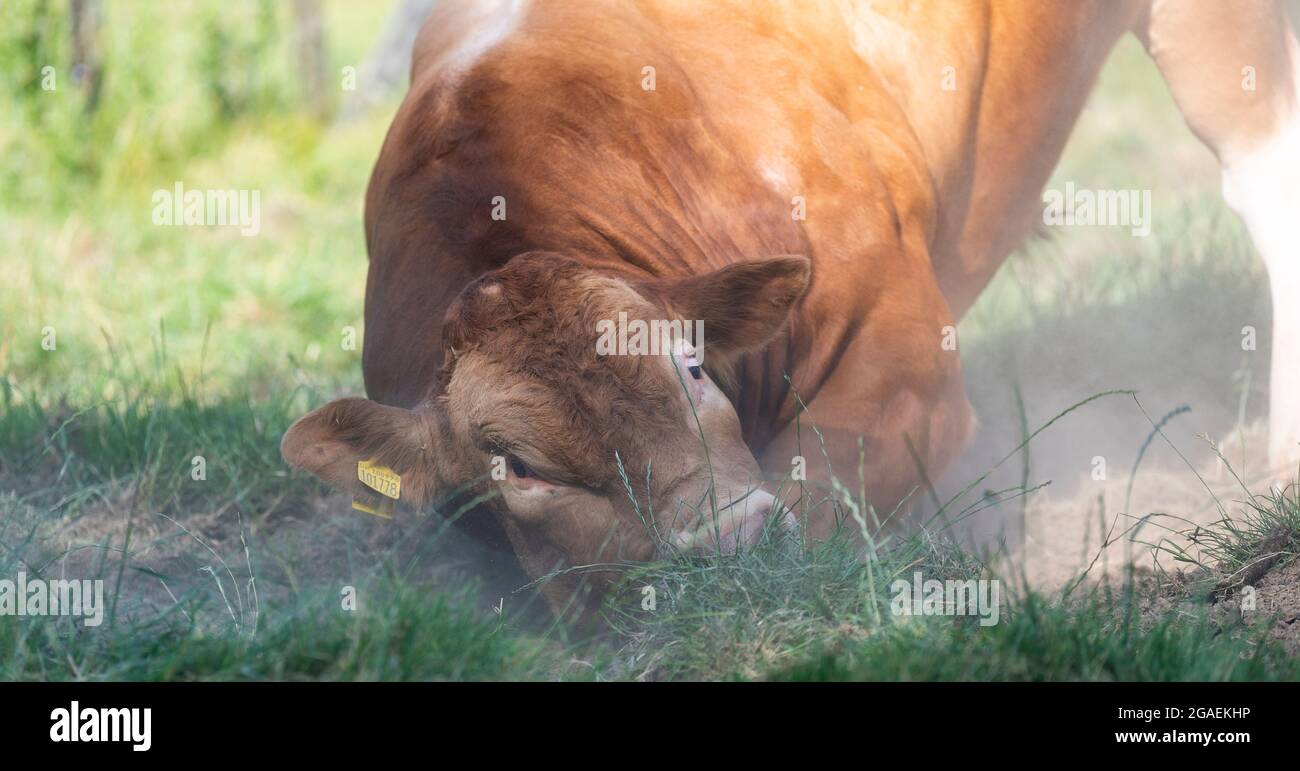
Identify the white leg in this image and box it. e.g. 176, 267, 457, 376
1137, 0, 1300, 473
1222, 116, 1300, 471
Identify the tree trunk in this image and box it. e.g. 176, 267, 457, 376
337, 0, 436, 122
69, 0, 103, 113
292, 0, 330, 118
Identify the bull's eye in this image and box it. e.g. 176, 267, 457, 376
508, 455, 532, 479
687, 354, 703, 380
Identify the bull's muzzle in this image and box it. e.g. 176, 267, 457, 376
670, 488, 794, 554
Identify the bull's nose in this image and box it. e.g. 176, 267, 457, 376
671, 489, 793, 554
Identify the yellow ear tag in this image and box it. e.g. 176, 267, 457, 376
351, 496, 394, 519
357, 459, 401, 500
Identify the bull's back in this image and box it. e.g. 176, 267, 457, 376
362, 0, 826, 408
361, 0, 1104, 415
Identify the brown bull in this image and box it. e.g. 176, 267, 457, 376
284, 0, 1300, 614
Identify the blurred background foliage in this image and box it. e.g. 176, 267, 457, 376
1, 0, 404, 405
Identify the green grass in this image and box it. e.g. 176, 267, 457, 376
6, 432, 1298, 681
0, 569, 579, 681
2, 2, 1298, 681
773, 594, 1300, 682
597, 431, 1300, 681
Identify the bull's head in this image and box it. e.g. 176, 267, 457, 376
281, 251, 810, 614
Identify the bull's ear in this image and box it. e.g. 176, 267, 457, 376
646, 255, 810, 356
281, 397, 439, 507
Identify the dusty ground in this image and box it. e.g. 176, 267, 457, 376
6, 479, 549, 633
991, 424, 1285, 591
939, 230, 1286, 592
1232, 557, 1300, 654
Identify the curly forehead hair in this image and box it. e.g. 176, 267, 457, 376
437, 253, 687, 458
